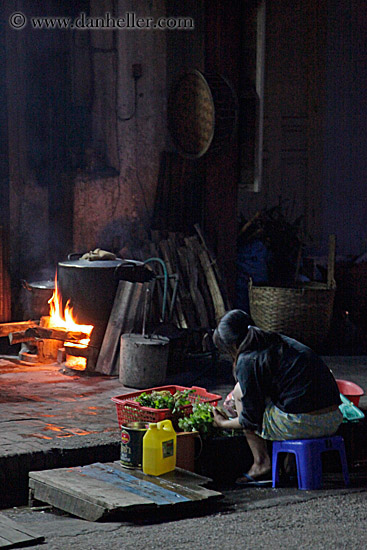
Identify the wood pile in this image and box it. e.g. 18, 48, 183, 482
141, 225, 231, 330
0, 320, 40, 338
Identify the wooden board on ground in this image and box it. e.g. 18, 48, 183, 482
29, 462, 222, 522
0, 514, 44, 549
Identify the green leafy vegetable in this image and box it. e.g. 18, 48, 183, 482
178, 402, 217, 437
134, 389, 195, 414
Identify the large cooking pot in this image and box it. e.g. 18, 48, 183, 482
22, 279, 55, 319
57, 255, 153, 326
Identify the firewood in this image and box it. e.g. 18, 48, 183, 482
8, 332, 37, 345
166, 236, 197, 327
184, 236, 216, 326
189, 236, 226, 323
0, 320, 39, 338
65, 344, 91, 358
177, 246, 208, 327
194, 224, 232, 311
8, 326, 88, 345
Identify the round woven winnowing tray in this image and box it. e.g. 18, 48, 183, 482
168, 69, 237, 159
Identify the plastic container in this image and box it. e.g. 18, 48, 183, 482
336, 379, 364, 406
142, 420, 177, 476
339, 394, 365, 423
111, 385, 222, 429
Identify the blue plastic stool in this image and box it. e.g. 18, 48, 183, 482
272, 436, 350, 490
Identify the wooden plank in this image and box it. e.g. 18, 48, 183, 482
116, 464, 220, 502
29, 467, 151, 522
166, 237, 197, 328
74, 464, 190, 505
29, 479, 118, 522
177, 246, 209, 328
0, 321, 39, 338
95, 281, 143, 375
194, 224, 232, 311
184, 237, 216, 327
190, 236, 227, 323
0, 515, 44, 548
29, 462, 221, 521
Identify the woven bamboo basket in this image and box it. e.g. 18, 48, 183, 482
248, 236, 336, 348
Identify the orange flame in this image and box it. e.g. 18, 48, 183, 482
48, 276, 94, 368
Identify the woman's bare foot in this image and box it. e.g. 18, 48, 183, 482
236, 457, 272, 484
246, 462, 271, 479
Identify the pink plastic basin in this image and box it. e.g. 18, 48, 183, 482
336, 379, 364, 406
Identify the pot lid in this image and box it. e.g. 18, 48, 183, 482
58, 259, 124, 269
57, 259, 155, 282
26, 280, 55, 289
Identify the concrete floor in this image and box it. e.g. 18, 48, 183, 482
4, 485, 367, 550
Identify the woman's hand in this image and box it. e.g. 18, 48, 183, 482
213, 409, 242, 429
213, 408, 229, 428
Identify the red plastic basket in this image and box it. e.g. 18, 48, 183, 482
111, 385, 222, 429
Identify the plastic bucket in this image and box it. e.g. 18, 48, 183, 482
336, 379, 364, 406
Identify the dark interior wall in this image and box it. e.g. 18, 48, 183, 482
238, 0, 326, 250
5, 0, 90, 288
0, 6, 9, 228
323, 0, 367, 256
4, 0, 242, 308
239, 0, 367, 258
73, 0, 168, 253
164, 0, 241, 298
203, 0, 242, 298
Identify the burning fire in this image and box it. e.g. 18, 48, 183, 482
48, 276, 94, 369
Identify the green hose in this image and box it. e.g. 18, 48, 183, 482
143, 257, 168, 322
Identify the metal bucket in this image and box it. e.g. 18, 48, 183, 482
21, 280, 54, 319
120, 422, 148, 468
119, 334, 170, 389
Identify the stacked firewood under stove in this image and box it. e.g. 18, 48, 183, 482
0, 318, 98, 370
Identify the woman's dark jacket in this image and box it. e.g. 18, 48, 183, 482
236, 335, 341, 432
